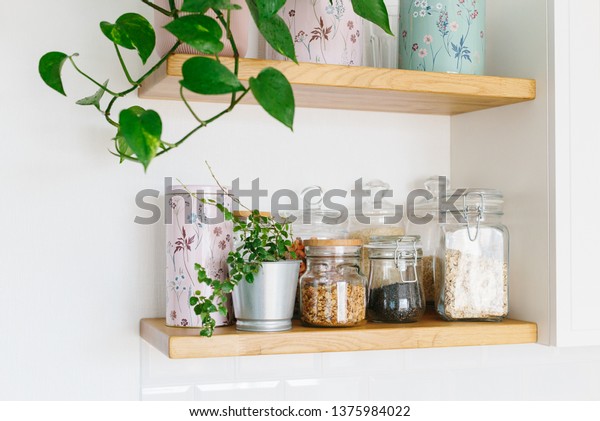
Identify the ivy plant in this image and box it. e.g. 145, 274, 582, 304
193, 205, 296, 337
38, 1, 392, 170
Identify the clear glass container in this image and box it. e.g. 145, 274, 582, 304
363, 0, 400, 68
349, 179, 405, 276
436, 189, 509, 321
291, 186, 348, 241
366, 236, 425, 323
406, 176, 449, 305
300, 239, 367, 327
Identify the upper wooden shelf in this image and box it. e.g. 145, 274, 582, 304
138, 55, 536, 116
140, 313, 537, 359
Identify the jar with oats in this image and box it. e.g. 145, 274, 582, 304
436, 189, 509, 321
299, 239, 367, 327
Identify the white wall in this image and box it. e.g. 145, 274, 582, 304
1, 0, 599, 401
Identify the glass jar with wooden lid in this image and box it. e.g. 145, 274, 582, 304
299, 239, 367, 327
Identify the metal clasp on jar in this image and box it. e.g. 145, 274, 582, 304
394, 238, 419, 284
463, 192, 484, 242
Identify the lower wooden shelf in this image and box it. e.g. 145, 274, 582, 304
140, 313, 537, 359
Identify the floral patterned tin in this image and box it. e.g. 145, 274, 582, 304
268, 0, 363, 66
399, 0, 485, 74
166, 186, 234, 328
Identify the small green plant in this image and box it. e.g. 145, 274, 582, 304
38, 0, 392, 171
192, 206, 296, 337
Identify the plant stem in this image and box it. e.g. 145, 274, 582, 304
156, 88, 250, 157
114, 44, 138, 86
68, 56, 120, 96
141, 0, 175, 16
179, 85, 207, 126
104, 96, 120, 127
213, 9, 241, 106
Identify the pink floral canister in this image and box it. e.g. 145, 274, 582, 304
269, 0, 363, 66
166, 186, 234, 328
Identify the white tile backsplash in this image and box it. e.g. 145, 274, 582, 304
141, 343, 600, 400
284, 377, 368, 400
196, 381, 284, 401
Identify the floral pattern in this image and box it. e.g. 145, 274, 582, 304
271, 0, 362, 66
166, 190, 234, 328
400, 0, 485, 74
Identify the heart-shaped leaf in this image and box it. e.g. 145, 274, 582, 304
76, 80, 109, 110
119, 107, 162, 170
100, 13, 156, 64
249, 67, 294, 130
246, 0, 297, 63
39, 52, 69, 96
165, 15, 224, 55
180, 56, 244, 95
351, 0, 392, 35
182, 0, 242, 12
257, 0, 286, 18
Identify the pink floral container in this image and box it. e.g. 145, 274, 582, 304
268, 0, 363, 65
154, 0, 251, 57
166, 186, 234, 328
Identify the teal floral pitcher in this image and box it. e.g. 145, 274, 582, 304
399, 0, 486, 74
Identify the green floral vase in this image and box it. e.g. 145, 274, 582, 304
399, 0, 486, 74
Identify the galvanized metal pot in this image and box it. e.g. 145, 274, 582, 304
232, 261, 301, 332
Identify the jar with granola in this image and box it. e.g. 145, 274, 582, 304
436, 189, 509, 321
300, 239, 367, 327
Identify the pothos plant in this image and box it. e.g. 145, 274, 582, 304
192, 202, 297, 337
38, 0, 392, 171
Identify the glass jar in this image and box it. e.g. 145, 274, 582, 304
300, 239, 367, 327
349, 179, 405, 277
366, 236, 425, 323
406, 176, 449, 306
436, 189, 509, 321
363, 0, 400, 68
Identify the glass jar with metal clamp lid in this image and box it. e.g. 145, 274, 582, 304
365, 236, 425, 323
436, 189, 509, 321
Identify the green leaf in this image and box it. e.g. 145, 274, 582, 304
39, 52, 69, 96
249, 67, 294, 130
114, 133, 134, 164
165, 15, 224, 55
118, 107, 162, 170
257, 0, 286, 18
100, 13, 156, 64
190, 296, 199, 306
351, 0, 392, 35
76, 80, 109, 110
245, 272, 254, 283
246, 0, 297, 63
182, 0, 241, 13
180, 56, 244, 95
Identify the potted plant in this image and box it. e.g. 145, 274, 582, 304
37, 0, 393, 171
192, 205, 301, 336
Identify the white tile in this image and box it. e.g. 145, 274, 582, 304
369, 371, 444, 401
523, 363, 600, 400
235, 353, 322, 381
404, 346, 483, 370
554, 346, 600, 363
481, 343, 559, 367
142, 385, 195, 401
284, 377, 368, 400
322, 350, 405, 377
440, 367, 525, 400
196, 381, 284, 401
141, 341, 235, 386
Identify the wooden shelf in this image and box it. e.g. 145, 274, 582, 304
138, 55, 536, 116
140, 313, 537, 359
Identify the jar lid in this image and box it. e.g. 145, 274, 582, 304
350, 179, 402, 218
441, 189, 504, 214
304, 239, 362, 247
232, 210, 272, 218
365, 235, 423, 259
